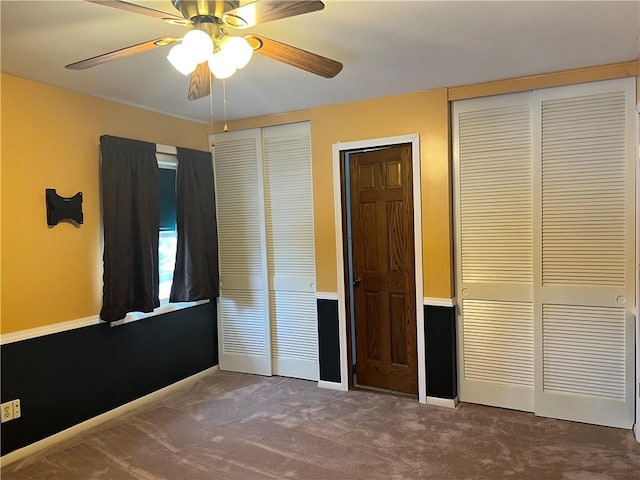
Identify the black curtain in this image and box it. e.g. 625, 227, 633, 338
170, 147, 219, 301
100, 135, 160, 322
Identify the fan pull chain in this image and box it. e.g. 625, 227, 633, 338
223, 79, 228, 133
209, 72, 215, 146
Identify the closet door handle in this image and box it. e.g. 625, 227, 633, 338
353, 277, 361, 288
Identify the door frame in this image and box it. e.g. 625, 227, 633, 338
635, 101, 640, 443
332, 134, 426, 403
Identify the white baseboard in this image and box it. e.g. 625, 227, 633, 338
423, 297, 456, 308
317, 380, 346, 391
426, 396, 459, 408
635, 422, 639, 443
0, 366, 219, 467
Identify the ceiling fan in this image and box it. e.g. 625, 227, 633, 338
66, 0, 343, 101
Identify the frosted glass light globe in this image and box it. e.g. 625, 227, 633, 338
208, 51, 237, 79
182, 29, 214, 64
167, 44, 197, 75
221, 36, 253, 69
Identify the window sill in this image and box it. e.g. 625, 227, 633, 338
109, 299, 211, 327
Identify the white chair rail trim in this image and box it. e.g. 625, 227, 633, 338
423, 297, 456, 308
0, 300, 209, 345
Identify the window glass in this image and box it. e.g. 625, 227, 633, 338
158, 165, 177, 300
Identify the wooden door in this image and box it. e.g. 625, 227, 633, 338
350, 144, 417, 394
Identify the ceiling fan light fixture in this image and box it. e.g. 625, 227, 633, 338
208, 51, 236, 80
167, 44, 197, 75
182, 29, 214, 64
221, 13, 249, 28
221, 36, 253, 69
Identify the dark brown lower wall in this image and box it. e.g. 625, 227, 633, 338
425, 305, 457, 399
317, 299, 341, 383
0, 302, 217, 456
316, 299, 458, 398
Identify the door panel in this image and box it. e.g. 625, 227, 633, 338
350, 144, 417, 394
454, 78, 636, 427
454, 94, 535, 412
263, 122, 318, 381
213, 129, 271, 376
214, 123, 318, 381
533, 79, 635, 428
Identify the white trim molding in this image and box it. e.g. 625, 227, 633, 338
108, 300, 209, 327
0, 300, 209, 345
0, 366, 219, 467
318, 380, 347, 391
423, 297, 456, 308
332, 134, 425, 403
636, 105, 640, 443
0, 315, 102, 346
316, 292, 339, 301
427, 396, 459, 408
156, 143, 177, 155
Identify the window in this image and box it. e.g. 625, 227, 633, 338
158, 155, 177, 301
100, 136, 218, 323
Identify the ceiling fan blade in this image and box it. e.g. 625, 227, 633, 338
188, 62, 212, 101
85, 0, 184, 21
65, 37, 179, 70
222, 1, 324, 28
247, 35, 342, 78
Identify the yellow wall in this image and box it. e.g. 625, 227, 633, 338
310, 91, 451, 298
220, 89, 452, 299
3, 60, 636, 334
1, 74, 208, 334
222, 60, 638, 301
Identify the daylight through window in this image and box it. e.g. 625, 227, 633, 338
158, 155, 177, 300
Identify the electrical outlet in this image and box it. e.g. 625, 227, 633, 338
12, 399, 21, 419
1, 401, 14, 423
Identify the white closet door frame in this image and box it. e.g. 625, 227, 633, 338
211, 129, 272, 376
532, 78, 636, 428
453, 92, 535, 412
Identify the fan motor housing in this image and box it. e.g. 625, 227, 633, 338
172, 0, 240, 21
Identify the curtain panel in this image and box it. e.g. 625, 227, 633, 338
170, 147, 220, 301
100, 135, 160, 322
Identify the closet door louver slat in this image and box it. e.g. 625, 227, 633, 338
542, 304, 625, 400
462, 299, 533, 387
459, 105, 533, 285
541, 92, 627, 287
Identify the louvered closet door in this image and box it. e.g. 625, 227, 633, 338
533, 78, 636, 428
212, 129, 271, 376
453, 93, 535, 412
263, 122, 318, 380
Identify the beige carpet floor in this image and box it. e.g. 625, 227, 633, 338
2, 371, 639, 479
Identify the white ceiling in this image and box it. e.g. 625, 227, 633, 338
1, 1, 638, 123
